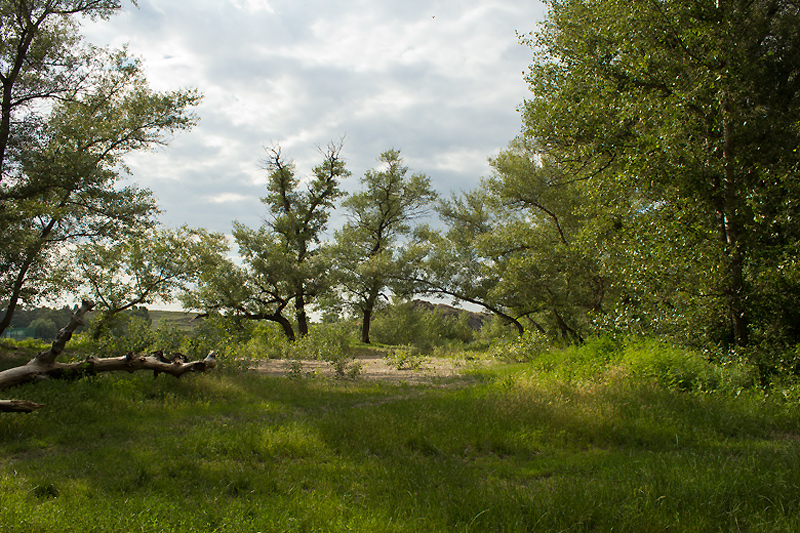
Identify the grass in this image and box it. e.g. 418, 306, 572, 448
1, 339, 800, 531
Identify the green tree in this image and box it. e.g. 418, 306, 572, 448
29, 317, 57, 340
0, 0, 201, 337
413, 139, 602, 341
186, 143, 349, 340
522, 0, 800, 347
332, 149, 437, 343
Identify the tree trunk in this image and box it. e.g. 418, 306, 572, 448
274, 314, 296, 342
360, 288, 381, 344
721, 93, 749, 346
295, 293, 308, 337
0, 299, 217, 412
361, 306, 373, 344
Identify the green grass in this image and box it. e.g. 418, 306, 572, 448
1, 339, 800, 531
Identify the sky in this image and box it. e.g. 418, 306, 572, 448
79, 0, 548, 235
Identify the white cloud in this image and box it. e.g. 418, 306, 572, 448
229, 0, 276, 13
80, 0, 547, 233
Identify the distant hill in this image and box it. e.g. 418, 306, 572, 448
148, 310, 201, 332
409, 299, 490, 331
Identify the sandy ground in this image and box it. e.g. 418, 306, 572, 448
252, 354, 482, 384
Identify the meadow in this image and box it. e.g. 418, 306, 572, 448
1, 337, 800, 532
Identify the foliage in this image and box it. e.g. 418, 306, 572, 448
369, 301, 478, 351
74, 225, 226, 333
331, 149, 437, 343
182, 314, 251, 363
412, 141, 603, 343
0, 0, 201, 337
89, 313, 154, 357
521, 0, 800, 348
185, 143, 349, 341
290, 323, 360, 377
28, 317, 57, 341
383, 345, 426, 371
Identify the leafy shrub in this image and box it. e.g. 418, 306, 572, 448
621, 339, 755, 393
294, 324, 360, 377
231, 321, 288, 361
91, 315, 155, 356
384, 345, 426, 370
184, 314, 252, 363
370, 301, 479, 350
151, 323, 185, 353
494, 330, 558, 363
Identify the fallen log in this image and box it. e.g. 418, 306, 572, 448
0, 299, 217, 412
0, 400, 45, 413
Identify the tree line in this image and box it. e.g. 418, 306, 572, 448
2, 0, 799, 370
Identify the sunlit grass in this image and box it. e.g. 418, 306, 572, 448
1, 339, 800, 531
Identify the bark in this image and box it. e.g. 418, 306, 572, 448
360, 288, 381, 344
0, 400, 44, 413
360, 305, 373, 344
721, 93, 749, 346
295, 293, 309, 337
0, 299, 217, 412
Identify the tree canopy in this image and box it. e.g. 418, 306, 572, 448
0, 0, 201, 337
520, 0, 800, 348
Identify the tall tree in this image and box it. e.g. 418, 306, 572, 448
187, 143, 349, 340
0, 0, 201, 337
331, 149, 437, 343
522, 0, 800, 347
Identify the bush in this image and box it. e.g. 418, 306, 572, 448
369, 301, 479, 350
291, 324, 359, 377
183, 314, 252, 363
90, 315, 155, 356
384, 345, 426, 370
231, 321, 289, 361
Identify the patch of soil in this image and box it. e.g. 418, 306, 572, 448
253, 354, 477, 384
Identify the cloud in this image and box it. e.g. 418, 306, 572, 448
81, 0, 547, 234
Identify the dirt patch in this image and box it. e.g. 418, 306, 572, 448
253, 354, 483, 384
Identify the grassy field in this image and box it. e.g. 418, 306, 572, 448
1, 339, 800, 532
148, 310, 200, 332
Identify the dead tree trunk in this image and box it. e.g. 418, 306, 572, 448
0, 299, 217, 413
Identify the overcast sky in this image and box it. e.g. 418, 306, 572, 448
80, 0, 547, 235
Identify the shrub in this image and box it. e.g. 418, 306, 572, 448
384, 345, 426, 370
90, 315, 155, 356
292, 324, 360, 377
370, 301, 479, 349
184, 314, 251, 363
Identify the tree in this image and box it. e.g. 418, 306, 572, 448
411, 138, 602, 341
0, 0, 201, 337
522, 0, 800, 347
331, 149, 437, 343
29, 317, 57, 340
187, 143, 349, 340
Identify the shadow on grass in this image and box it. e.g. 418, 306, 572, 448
1, 367, 800, 532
